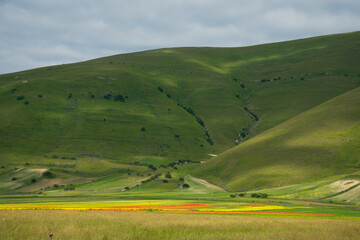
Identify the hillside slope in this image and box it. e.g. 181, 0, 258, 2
0, 31, 359, 168
194, 87, 360, 191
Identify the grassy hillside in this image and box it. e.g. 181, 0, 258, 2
194, 87, 360, 191
0, 31, 359, 193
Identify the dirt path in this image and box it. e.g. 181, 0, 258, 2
187, 175, 225, 192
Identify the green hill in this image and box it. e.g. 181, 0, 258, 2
0, 31, 360, 194
194, 87, 360, 191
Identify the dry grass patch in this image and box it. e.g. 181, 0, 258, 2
0, 210, 359, 240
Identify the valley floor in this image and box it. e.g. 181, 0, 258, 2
0, 196, 359, 239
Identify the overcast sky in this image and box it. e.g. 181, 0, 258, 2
0, 0, 359, 74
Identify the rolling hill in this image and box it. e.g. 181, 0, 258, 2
0, 31, 359, 195
194, 87, 360, 191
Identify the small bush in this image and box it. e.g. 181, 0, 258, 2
251, 193, 268, 198
0, 166, 4, 169
166, 94, 171, 99
141, 127, 146, 132
124, 186, 130, 190
114, 94, 125, 102
68, 93, 72, 99
165, 172, 172, 178
38, 94, 43, 98
174, 135, 180, 138
157, 87, 164, 92
196, 117, 205, 127
230, 194, 236, 198
240, 83, 245, 89
185, 107, 194, 115
103, 93, 112, 100
24, 100, 29, 105
11, 177, 18, 181
179, 177, 184, 181
240, 127, 249, 138
148, 164, 157, 171
53, 184, 59, 188
42, 171, 55, 178
52, 155, 58, 159
182, 183, 190, 189
17, 95, 25, 100
206, 138, 214, 145
162, 179, 168, 183
31, 178, 37, 183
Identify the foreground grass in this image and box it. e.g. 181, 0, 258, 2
0, 210, 359, 240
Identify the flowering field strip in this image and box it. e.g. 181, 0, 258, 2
198, 205, 291, 212
0, 202, 332, 216
0, 203, 210, 211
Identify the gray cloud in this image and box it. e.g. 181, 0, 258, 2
0, 0, 359, 74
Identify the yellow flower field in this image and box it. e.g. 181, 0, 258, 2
0, 200, 320, 216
